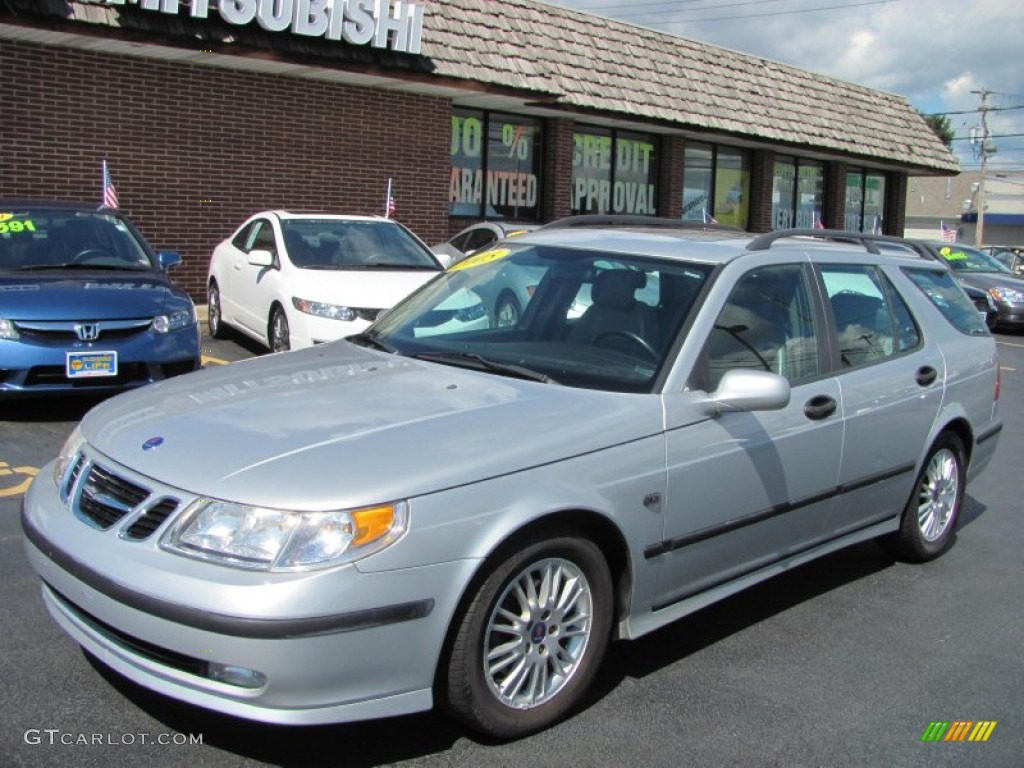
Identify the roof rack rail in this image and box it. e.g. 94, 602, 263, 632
540, 214, 743, 232
746, 228, 932, 259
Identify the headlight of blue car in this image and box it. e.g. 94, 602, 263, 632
152, 305, 197, 333
162, 498, 409, 571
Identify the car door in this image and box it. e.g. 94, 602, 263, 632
818, 263, 944, 535
654, 261, 844, 610
232, 218, 280, 339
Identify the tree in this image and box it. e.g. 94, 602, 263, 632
921, 111, 954, 148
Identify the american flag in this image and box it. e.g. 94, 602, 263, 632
702, 209, 718, 225
385, 177, 396, 219
812, 212, 825, 230
940, 220, 957, 243
102, 160, 119, 209
872, 215, 882, 235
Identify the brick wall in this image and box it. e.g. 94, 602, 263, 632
0, 40, 451, 300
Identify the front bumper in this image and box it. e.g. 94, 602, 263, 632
0, 324, 201, 397
20, 459, 478, 725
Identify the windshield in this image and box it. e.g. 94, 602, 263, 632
0, 207, 154, 271
280, 219, 440, 270
363, 243, 712, 393
934, 243, 1013, 274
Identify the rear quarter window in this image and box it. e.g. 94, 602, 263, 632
902, 267, 988, 335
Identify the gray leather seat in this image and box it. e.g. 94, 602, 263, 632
569, 269, 659, 354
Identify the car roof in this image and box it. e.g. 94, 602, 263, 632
0, 199, 119, 214
264, 210, 392, 223
516, 226, 755, 265
511, 221, 977, 270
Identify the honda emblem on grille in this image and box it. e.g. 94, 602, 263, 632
74, 323, 101, 341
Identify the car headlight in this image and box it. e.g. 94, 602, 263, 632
292, 297, 357, 321
0, 317, 19, 340
53, 425, 84, 490
162, 498, 408, 571
152, 305, 197, 333
454, 302, 487, 322
988, 286, 1024, 304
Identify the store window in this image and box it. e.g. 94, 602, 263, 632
571, 128, 658, 215
449, 109, 542, 220
772, 157, 824, 230
844, 170, 887, 233
682, 143, 750, 229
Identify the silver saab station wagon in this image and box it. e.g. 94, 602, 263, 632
22, 222, 1002, 739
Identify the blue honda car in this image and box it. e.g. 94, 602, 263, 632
0, 200, 201, 398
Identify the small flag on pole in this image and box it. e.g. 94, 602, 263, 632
102, 160, 119, 209
385, 178, 396, 219
702, 209, 718, 225
812, 212, 825, 230
872, 215, 882, 235
940, 220, 957, 243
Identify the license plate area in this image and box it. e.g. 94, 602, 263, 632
66, 351, 118, 378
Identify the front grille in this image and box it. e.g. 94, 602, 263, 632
123, 498, 180, 540
49, 587, 206, 676
67, 456, 182, 540
25, 363, 150, 388
17, 326, 148, 343
77, 463, 150, 529
14, 319, 152, 344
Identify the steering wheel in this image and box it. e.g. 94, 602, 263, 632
592, 330, 658, 361
71, 248, 114, 263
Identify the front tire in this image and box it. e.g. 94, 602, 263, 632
494, 292, 521, 328
881, 432, 966, 562
208, 281, 230, 339
269, 305, 290, 353
444, 532, 613, 739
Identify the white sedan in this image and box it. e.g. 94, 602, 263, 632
208, 211, 450, 351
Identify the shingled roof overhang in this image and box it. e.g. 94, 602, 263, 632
0, 0, 959, 176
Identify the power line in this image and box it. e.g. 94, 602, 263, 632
923, 106, 1024, 117
556, 0, 901, 25
951, 133, 1024, 142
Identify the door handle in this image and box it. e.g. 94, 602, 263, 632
915, 366, 938, 387
804, 395, 837, 421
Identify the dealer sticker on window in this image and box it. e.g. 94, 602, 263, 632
66, 351, 118, 378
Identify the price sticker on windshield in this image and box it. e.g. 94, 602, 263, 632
939, 247, 967, 261
448, 248, 511, 272
0, 212, 36, 235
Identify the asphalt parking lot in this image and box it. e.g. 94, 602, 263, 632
1, 326, 1022, 767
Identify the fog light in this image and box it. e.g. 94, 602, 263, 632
206, 662, 267, 689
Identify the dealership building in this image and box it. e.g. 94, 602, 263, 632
0, 0, 959, 298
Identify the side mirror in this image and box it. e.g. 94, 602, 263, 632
247, 249, 274, 268
156, 250, 181, 270
432, 250, 456, 269
701, 369, 790, 415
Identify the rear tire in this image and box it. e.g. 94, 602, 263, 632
444, 532, 613, 740
881, 432, 965, 562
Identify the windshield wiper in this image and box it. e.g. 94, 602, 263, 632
414, 351, 559, 384
347, 331, 398, 354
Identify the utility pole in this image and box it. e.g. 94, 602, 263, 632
971, 88, 993, 247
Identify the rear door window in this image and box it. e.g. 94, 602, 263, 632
902, 267, 989, 335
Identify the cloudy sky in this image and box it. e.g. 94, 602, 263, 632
546, 0, 1023, 173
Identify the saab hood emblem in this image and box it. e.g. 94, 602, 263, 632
142, 437, 164, 451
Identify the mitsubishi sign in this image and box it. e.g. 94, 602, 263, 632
104, 0, 426, 54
